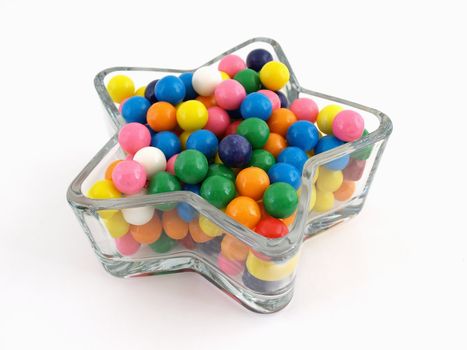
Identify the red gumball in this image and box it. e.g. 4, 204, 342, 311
254, 217, 289, 239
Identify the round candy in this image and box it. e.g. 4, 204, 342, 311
200, 175, 236, 209
155, 75, 186, 105
290, 98, 319, 122
199, 216, 223, 237
148, 171, 181, 194
277, 146, 308, 173
224, 120, 241, 136
343, 158, 366, 181
192, 66, 222, 96
121, 96, 151, 124
236, 118, 270, 149
268, 163, 301, 189
197, 235, 222, 254
189, 220, 213, 243
130, 214, 162, 244
218, 54, 247, 78
221, 234, 249, 261
115, 233, 140, 256
105, 160, 122, 180
226, 196, 261, 229
179, 131, 192, 149
122, 205, 155, 226
259, 61, 290, 91
177, 202, 197, 223
118, 123, 151, 155
275, 90, 289, 108
196, 94, 217, 108
254, 217, 289, 239
174, 150, 208, 184
217, 253, 243, 276
316, 167, 343, 192
334, 180, 355, 201
111, 160, 147, 195
166, 154, 178, 175
134, 86, 146, 97
218, 134, 252, 168
263, 182, 298, 218
263, 133, 287, 158
332, 110, 364, 142
267, 108, 297, 136
205, 106, 230, 137
246, 48, 273, 72
214, 79, 246, 110
103, 212, 129, 238
179, 72, 197, 100
248, 149, 276, 172
176, 100, 208, 131
351, 129, 373, 160
220, 71, 230, 80
317, 104, 343, 135
149, 233, 176, 253
133, 146, 167, 177
234, 69, 262, 94
313, 189, 334, 212
314, 135, 350, 170
286, 120, 319, 151
107, 75, 134, 103
258, 89, 281, 110
245, 251, 299, 282
151, 131, 181, 160
87, 179, 121, 199
235, 167, 270, 201
162, 209, 189, 240
240, 92, 272, 120
144, 80, 159, 104
186, 129, 218, 159
146, 102, 177, 132
207, 164, 235, 182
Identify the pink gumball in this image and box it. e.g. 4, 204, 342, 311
166, 154, 178, 175
205, 106, 230, 137
111, 160, 147, 195
224, 120, 242, 136
116, 233, 140, 256
218, 54, 246, 78
332, 110, 364, 142
214, 79, 246, 110
290, 98, 319, 122
258, 89, 281, 111
217, 253, 243, 276
118, 123, 151, 155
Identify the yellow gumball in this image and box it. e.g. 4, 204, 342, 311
313, 190, 334, 212
199, 216, 223, 237
103, 212, 129, 238
106, 75, 135, 103
179, 131, 192, 149
309, 184, 317, 211
259, 61, 290, 91
317, 105, 343, 135
134, 86, 146, 97
220, 71, 230, 80
176, 100, 208, 131
245, 251, 300, 282
87, 179, 122, 219
316, 167, 343, 192
214, 153, 223, 164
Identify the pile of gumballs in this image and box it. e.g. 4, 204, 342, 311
88, 48, 369, 283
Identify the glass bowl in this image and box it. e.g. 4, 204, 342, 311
67, 38, 392, 313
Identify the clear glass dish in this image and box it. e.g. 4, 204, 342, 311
67, 38, 392, 313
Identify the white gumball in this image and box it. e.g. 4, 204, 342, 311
192, 66, 222, 96
133, 146, 167, 177
122, 206, 154, 225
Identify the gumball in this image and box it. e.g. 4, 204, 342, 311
115, 233, 140, 256
176, 100, 208, 131
166, 154, 178, 175
207, 164, 236, 182
111, 160, 147, 195
147, 171, 181, 204
343, 158, 366, 181
179, 72, 197, 100
162, 209, 189, 240
199, 216, 223, 237
246, 48, 273, 72
122, 205, 155, 226
277, 147, 308, 173
317, 104, 343, 135
87, 179, 121, 219
218, 253, 243, 276
263, 132, 287, 158
200, 175, 236, 208
151, 131, 181, 160
214, 79, 246, 110
218, 134, 252, 168
334, 181, 355, 201
254, 217, 289, 239
186, 129, 218, 159
245, 251, 298, 282
144, 79, 159, 104
316, 167, 343, 192
133, 146, 167, 177
259, 61, 290, 91
196, 94, 217, 108
314, 135, 350, 170
290, 98, 319, 122
103, 212, 129, 238
286, 120, 319, 152
105, 160, 122, 180
205, 106, 230, 137
118, 123, 151, 155
219, 54, 247, 77
192, 66, 223, 96
130, 214, 162, 244
107, 75, 135, 103
189, 220, 214, 243
134, 86, 146, 97
248, 149, 276, 172
179, 131, 192, 149
281, 210, 297, 226
234, 69, 262, 94
267, 108, 297, 136
240, 92, 273, 121
224, 120, 242, 136
155, 75, 186, 105
313, 189, 334, 212
197, 235, 222, 254
351, 130, 373, 160
149, 233, 177, 253
236, 118, 270, 149
121, 96, 151, 124
263, 182, 298, 218
177, 202, 197, 223
174, 150, 208, 184
146, 102, 177, 132
258, 89, 281, 110
226, 196, 261, 229
242, 268, 289, 293
220, 71, 230, 80
268, 163, 301, 189
235, 167, 270, 201
275, 90, 289, 108
332, 110, 364, 142
221, 234, 249, 261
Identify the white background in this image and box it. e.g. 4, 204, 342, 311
1, 0, 466, 349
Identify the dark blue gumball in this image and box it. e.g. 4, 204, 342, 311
275, 90, 288, 108
144, 80, 159, 104
218, 135, 252, 168
246, 48, 273, 72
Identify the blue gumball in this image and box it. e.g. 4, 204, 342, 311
186, 130, 218, 160
314, 135, 350, 170
177, 184, 200, 222
277, 146, 308, 173
275, 90, 288, 108
151, 131, 181, 159
121, 96, 151, 124
179, 72, 197, 100
286, 120, 319, 151
268, 163, 301, 189
155, 76, 186, 105
240, 92, 272, 120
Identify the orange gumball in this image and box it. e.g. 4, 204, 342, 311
129, 214, 162, 244
263, 133, 287, 158
162, 209, 188, 240
334, 181, 356, 201
146, 101, 177, 131
196, 95, 216, 108
105, 160, 122, 180
267, 108, 297, 136
189, 220, 213, 243
281, 210, 297, 226
221, 234, 249, 261
235, 167, 270, 201
226, 196, 261, 229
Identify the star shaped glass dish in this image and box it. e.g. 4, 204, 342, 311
67, 38, 392, 313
